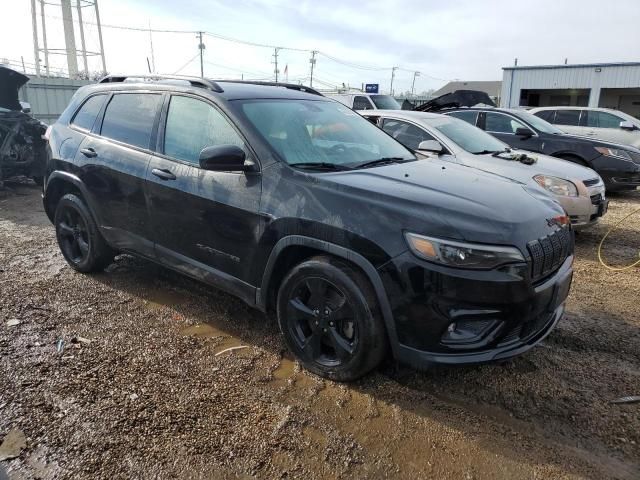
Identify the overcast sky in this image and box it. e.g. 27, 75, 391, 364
2, 0, 640, 94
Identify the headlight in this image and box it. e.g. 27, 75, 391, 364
404, 232, 525, 269
594, 147, 633, 161
533, 175, 578, 197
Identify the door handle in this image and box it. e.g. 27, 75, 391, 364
80, 147, 97, 158
151, 168, 176, 181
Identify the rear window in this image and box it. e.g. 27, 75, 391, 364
71, 94, 106, 131
533, 110, 555, 123
353, 96, 373, 110
100, 93, 161, 149
585, 111, 624, 128
554, 110, 581, 126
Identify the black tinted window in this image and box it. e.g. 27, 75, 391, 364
446, 110, 478, 126
353, 96, 373, 110
164, 96, 244, 164
101, 94, 161, 149
485, 112, 528, 134
382, 119, 435, 150
72, 95, 106, 131
554, 110, 581, 126
533, 110, 555, 123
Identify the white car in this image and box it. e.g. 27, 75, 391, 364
359, 110, 608, 229
530, 106, 640, 149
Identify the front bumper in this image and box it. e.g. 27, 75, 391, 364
558, 191, 607, 229
378, 251, 573, 368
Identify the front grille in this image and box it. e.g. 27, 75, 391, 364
583, 178, 601, 187
527, 226, 573, 282
590, 193, 603, 205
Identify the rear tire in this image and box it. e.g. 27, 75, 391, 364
54, 193, 114, 273
276, 255, 387, 381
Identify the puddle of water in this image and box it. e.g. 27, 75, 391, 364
144, 288, 189, 311
180, 322, 246, 355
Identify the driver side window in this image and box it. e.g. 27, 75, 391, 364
164, 95, 245, 164
485, 112, 529, 134
382, 119, 435, 150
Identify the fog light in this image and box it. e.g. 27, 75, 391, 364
440, 319, 501, 349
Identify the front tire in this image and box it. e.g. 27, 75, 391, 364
54, 193, 114, 272
276, 256, 387, 381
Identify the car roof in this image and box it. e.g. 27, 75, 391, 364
358, 109, 443, 120
530, 105, 635, 116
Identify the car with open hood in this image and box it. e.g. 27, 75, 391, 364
44, 75, 574, 380
416, 90, 640, 192
0, 66, 47, 185
359, 110, 607, 229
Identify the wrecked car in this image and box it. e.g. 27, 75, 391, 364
415, 89, 640, 192
44, 75, 574, 381
0, 66, 47, 185
361, 110, 608, 229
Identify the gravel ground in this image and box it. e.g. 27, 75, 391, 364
1, 179, 639, 479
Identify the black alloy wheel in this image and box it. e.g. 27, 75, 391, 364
277, 256, 387, 381
54, 193, 114, 272
286, 277, 358, 367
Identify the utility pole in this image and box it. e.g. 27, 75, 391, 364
61, 0, 79, 77
30, 0, 40, 76
273, 47, 280, 82
411, 71, 420, 96
39, 0, 49, 75
309, 50, 317, 87
390, 66, 398, 95
197, 32, 205, 78
76, 0, 89, 76
149, 20, 156, 74
94, 0, 106, 74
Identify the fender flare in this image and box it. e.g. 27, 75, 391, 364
44, 171, 97, 221
258, 235, 400, 356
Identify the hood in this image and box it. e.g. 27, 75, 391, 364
459, 150, 601, 185
415, 90, 496, 112
0, 66, 29, 111
320, 159, 565, 246
556, 131, 640, 153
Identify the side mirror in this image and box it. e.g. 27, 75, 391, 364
199, 145, 252, 172
619, 120, 637, 131
417, 140, 444, 153
515, 127, 533, 138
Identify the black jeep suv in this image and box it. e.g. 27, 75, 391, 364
43, 75, 574, 380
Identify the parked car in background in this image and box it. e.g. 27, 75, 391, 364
426, 105, 640, 192
43, 75, 574, 380
360, 110, 608, 229
327, 92, 401, 110
0, 66, 47, 185
530, 106, 640, 149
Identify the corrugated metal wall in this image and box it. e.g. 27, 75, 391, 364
501, 64, 640, 108
18, 76, 91, 124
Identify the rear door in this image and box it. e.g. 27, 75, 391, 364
74, 91, 161, 257
145, 93, 262, 292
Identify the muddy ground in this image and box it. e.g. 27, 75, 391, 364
1, 179, 639, 479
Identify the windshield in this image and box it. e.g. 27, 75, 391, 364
426, 116, 508, 154
370, 95, 401, 110
238, 99, 415, 168
512, 110, 564, 134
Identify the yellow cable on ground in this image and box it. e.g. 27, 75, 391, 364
597, 207, 640, 271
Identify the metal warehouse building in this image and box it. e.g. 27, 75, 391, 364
500, 62, 640, 118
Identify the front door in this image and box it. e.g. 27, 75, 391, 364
145, 94, 262, 293
482, 111, 543, 153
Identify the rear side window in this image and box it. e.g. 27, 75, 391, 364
164, 95, 245, 164
554, 110, 581, 126
71, 95, 106, 131
100, 93, 161, 149
446, 110, 478, 126
585, 111, 624, 129
353, 96, 373, 110
533, 110, 555, 123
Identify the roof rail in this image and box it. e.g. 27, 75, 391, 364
98, 74, 224, 93
214, 80, 323, 97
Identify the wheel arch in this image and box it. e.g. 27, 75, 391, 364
43, 171, 94, 223
258, 235, 400, 356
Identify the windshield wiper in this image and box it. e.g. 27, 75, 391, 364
289, 162, 353, 171
471, 149, 500, 155
353, 157, 412, 169
491, 148, 512, 157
